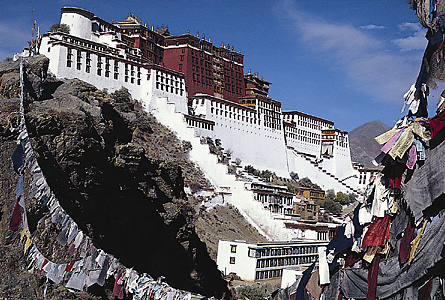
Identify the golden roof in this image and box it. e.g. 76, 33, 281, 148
118, 12, 141, 25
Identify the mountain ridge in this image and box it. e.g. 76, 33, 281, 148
349, 120, 391, 168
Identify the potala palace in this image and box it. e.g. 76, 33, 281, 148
32, 7, 374, 240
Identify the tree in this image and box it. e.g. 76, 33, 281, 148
236, 285, 267, 300
50, 23, 70, 34
325, 189, 336, 201
321, 198, 342, 215
59, 23, 70, 33
244, 165, 256, 174
225, 148, 232, 158
298, 177, 321, 190
290, 171, 299, 181
346, 193, 357, 204
260, 170, 273, 182
286, 183, 300, 195
336, 192, 346, 204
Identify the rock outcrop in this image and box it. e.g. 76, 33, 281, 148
0, 55, 264, 299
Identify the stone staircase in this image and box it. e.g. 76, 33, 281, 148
290, 150, 361, 195
145, 97, 293, 241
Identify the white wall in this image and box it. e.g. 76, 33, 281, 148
40, 36, 188, 114
281, 269, 302, 289
286, 149, 356, 194
40, 38, 142, 97
149, 97, 293, 240
60, 11, 92, 40
192, 96, 289, 177
217, 241, 258, 281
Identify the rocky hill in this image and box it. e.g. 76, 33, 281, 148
349, 120, 390, 168
0, 55, 265, 299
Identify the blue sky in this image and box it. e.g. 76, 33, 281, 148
0, 0, 438, 131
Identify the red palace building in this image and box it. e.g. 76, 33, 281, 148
116, 13, 246, 103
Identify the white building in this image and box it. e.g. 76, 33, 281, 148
283, 110, 334, 158
191, 94, 289, 177
39, 7, 188, 114
37, 6, 363, 195
284, 221, 338, 241
244, 181, 294, 215
217, 240, 328, 281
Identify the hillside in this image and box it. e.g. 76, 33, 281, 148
349, 120, 390, 168
0, 56, 266, 299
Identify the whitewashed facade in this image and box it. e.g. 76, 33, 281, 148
217, 240, 327, 281
191, 94, 289, 177
283, 110, 334, 158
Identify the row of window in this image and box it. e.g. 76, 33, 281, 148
256, 255, 318, 269
156, 75, 183, 88
263, 121, 282, 131
255, 194, 293, 206
156, 70, 183, 84
191, 49, 211, 61
186, 118, 214, 131
255, 269, 283, 280
155, 83, 184, 95
287, 133, 321, 145
193, 65, 212, 76
296, 130, 320, 138
210, 108, 259, 124
192, 80, 212, 90
251, 184, 287, 192
284, 114, 332, 128
222, 68, 243, 85
218, 59, 242, 71
192, 73, 212, 85
259, 109, 281, 118
267, 205, 294, 214
155, 71, 185, 95
62, 36, 109, 54
359, 172, 376, 185
256, 245, 320, 258
297, 120, 323, 130
317, 231, 329, 241
67, 48, 141, 84
294, 203, 317, 213
334, 134, 348, 143
336, 141, 348, 148
258, 100, 281, 112
209, 100, 254, 116
192, 56, 212, 69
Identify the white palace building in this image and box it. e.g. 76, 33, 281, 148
217, 239, 328, 281
35, 7, 368, 203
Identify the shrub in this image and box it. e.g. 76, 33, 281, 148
236, 285, 267, 300
50, 23, 70, 34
